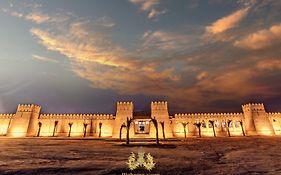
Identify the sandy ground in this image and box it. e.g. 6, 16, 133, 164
0, 137, 280, 175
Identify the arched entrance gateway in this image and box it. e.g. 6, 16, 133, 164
132, 112, 151, 137
118, 115, 161, 145
112, 102, 173, 139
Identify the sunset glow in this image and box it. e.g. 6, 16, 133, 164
0, 0, 280, 114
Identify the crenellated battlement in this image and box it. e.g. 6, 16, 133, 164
17, 104, 41, 113
0, 113, 15, 119
39, 113, 114, 120
268, 112, 281, 116
242, 103, 265, 112
116, 101, 133, 111
117, 101, 133, 105
174, 112, 243, 119
151, 101, 168, 110
268, 112, 281, 114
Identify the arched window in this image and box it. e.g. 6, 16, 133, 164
202, 121, 206, 128
229, 121, 233, 128
214, 120, 220, 128
235, 121, 240, 128
208, 121, 212, 128
222, 120, 226, 128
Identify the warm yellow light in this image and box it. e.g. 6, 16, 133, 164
101, 125, 113, 137
259, 128, 274, 136
11, 127, 26, 137
0, 124, 8, 135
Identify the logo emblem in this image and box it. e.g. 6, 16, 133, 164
127, 149, 156, 171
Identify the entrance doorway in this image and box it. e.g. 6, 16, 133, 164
135, 121, 149, 134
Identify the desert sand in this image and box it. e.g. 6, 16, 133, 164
0, 137, 280, 175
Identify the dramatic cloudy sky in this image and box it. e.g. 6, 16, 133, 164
0, 0, 280, 114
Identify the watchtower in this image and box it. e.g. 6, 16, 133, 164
112, 102, 133, 138
150, 101, 173, 138
242, 103, 274, 136
7, 104, 41, 137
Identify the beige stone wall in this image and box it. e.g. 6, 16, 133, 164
267, 112, 281, 135
173, 113, 244, 137
151, 101, 173, 138
112, 102, 133, 138
0, 102, 280, 138
0, 114, 14, 135
6, 104, 41, 137
38, 114, 114, 137
243, 103, 275, 136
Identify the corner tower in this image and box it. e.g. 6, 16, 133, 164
112, 102, 133, 138
7, 104, 41, 137
242, 103, 274, 136
150, 101, 173, 138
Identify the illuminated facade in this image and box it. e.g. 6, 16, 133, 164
0, 102, 280, 138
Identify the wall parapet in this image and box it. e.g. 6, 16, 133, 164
242, 103, 265, 111
174, 112, 243, 119
151, 101, 168, 110
117, 101, 133, 105
268, 112, 281, 119
268, 112, 281, 115
17, 104, 41, 113
0, 114, 15, 119
39, 113, 114, 120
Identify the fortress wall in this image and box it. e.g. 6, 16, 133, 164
38, 114, 114, 137
173, 113, 244, 137
0, 114, 14, 135
267, 112, 281, 135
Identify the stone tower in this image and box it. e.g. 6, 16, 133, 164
242, 103, 274, 136
7, 104, 41, 137
112, 102, 133, 138
150, 101, 173, 138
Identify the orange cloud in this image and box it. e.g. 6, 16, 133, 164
206, 7, 249, 34
30, 25, 181, 98
30, 28, 135, 69
22, 3, 281, 112
234, 23, 281, 50
129, 0, 159, 11
128, 0, 165, 19
256, 59, 281, 70
25, 12, 50, 24
196, 71, 208, 80
148, 9, 167, 19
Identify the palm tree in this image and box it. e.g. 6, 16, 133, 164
126, 117, 133, 144
151, 117, 159, 145
160, 121, 165, 140
239, 120, 246, 136
227, 120, 232, 137
181, 122, 188, 138
209, 120, 216, 137
194, 122, 202, 138
98, 122, 102, 138
37, 122, 42, 137
119, 123, 126, 140
83, 123, 88, 137
52, 121, 58, 137
68, 122, 73, 137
